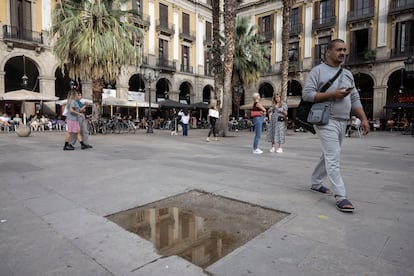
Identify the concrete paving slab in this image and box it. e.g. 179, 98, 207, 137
1, 130, 413, 275
133, 256, 206, 276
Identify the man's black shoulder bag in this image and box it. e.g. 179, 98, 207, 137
295, 68, 343, 134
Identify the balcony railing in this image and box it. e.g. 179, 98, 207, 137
347, 7, 375, 23
204, 36, 212, 46
156, 21, 175, 36
258, 31, 274, 42
156, 58, 176, 71
180, 64, 193, 73
2, 25, 43, 44
286, 61, 303, 73
312, 16, 336, 31
137, 13, 150, 29
179, 29, 196, 42
290, 23, 303, 36
389, 0, 414, 14
390, 46, 414, 58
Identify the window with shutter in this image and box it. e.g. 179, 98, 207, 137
159, 3, 168, 27
206, 21, 212, 42
183, 13, 190, 35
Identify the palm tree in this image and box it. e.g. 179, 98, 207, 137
52, 0, 143, 118
233, 16, 270, 116
217, 0, 240, 135
280, 0, 294, 102
212, 0, 223, 108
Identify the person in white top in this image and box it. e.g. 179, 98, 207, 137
178, 109, 190, 136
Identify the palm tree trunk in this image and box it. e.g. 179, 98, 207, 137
92, 79, 104, 119
218, 0, 237, 136
281, 0, 293, 103
212, 0, 223, 108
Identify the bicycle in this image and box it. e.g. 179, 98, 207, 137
401, 122, 413, 135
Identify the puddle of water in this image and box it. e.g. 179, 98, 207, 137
106, 191, 288, 269
107, 206, 237, 268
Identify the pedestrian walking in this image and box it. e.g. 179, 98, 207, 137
69, 91, 92, 148
303, 38, 370, 212
206, 99, 219, 142
267, 94, 288, 153
63, 91, 90, 150
251, 92, 267, 154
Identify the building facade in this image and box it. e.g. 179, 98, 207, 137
1, 0, 413, 121
240, 0, 414, 120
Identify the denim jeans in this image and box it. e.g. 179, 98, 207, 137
182, 123, 188, 136
252, 116, 264, 150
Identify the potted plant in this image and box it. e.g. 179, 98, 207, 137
363, 49, 376, 62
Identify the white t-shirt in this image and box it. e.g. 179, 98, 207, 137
178, 111, 190, 124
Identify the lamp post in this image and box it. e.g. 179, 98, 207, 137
140, 66, 160, 133
21, 55, 28, 88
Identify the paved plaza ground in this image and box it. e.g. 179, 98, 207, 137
0, 128, 413, 275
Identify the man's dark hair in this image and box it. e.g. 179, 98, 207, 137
327, 39, 345, 50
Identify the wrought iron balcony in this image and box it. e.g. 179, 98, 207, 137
156, 21, 175, 36
290, 23, 303, 36
136, 13, 150, 29
156, 58, 176, 72
180, 64, 193, 74
258, 31, 274, 42
2, 25, 43, 44
347, 7, 375, 24
389, 0, 414, 15
312, 16, 337, 31
179, 29, 196, 42
204, 36, 212, 46
390, 46, 414, 58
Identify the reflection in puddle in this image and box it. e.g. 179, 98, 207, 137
107, 207, 236, 268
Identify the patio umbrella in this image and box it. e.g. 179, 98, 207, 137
158, 99, 189, 109
55, 98, 93, 105
2, 89, 58, 124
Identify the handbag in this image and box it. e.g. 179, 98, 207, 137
62, 105, 69, 117
250, 110, 263, 118
208, 108, 219, 118
295, 68, 343, 134
307, 102, 331, 125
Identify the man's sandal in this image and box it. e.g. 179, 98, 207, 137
336, 198, 355, 212
310, 185, 333, 195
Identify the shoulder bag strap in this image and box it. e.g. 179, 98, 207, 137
320, 68, 343, 92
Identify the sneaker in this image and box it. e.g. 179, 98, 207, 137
252, 149, 263, 154
81, 144, 89, 150
63, 144, 74, 151
276, 148, 283, 153
206, 137, 210, 142
269, 147, 276, 153
85, 144, 93, 148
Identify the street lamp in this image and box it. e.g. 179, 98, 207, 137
140, 66, 160, 133
21, 55, 28, 88
399, 68, 405, 94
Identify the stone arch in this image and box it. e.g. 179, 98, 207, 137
4, 55, 40, 92
354, 72, 375, 118
178, 81, 193, 104
202, 85, 214, 102
258, 81, 274, 98
156, 78, 172, 101
288, 79, 302, 96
